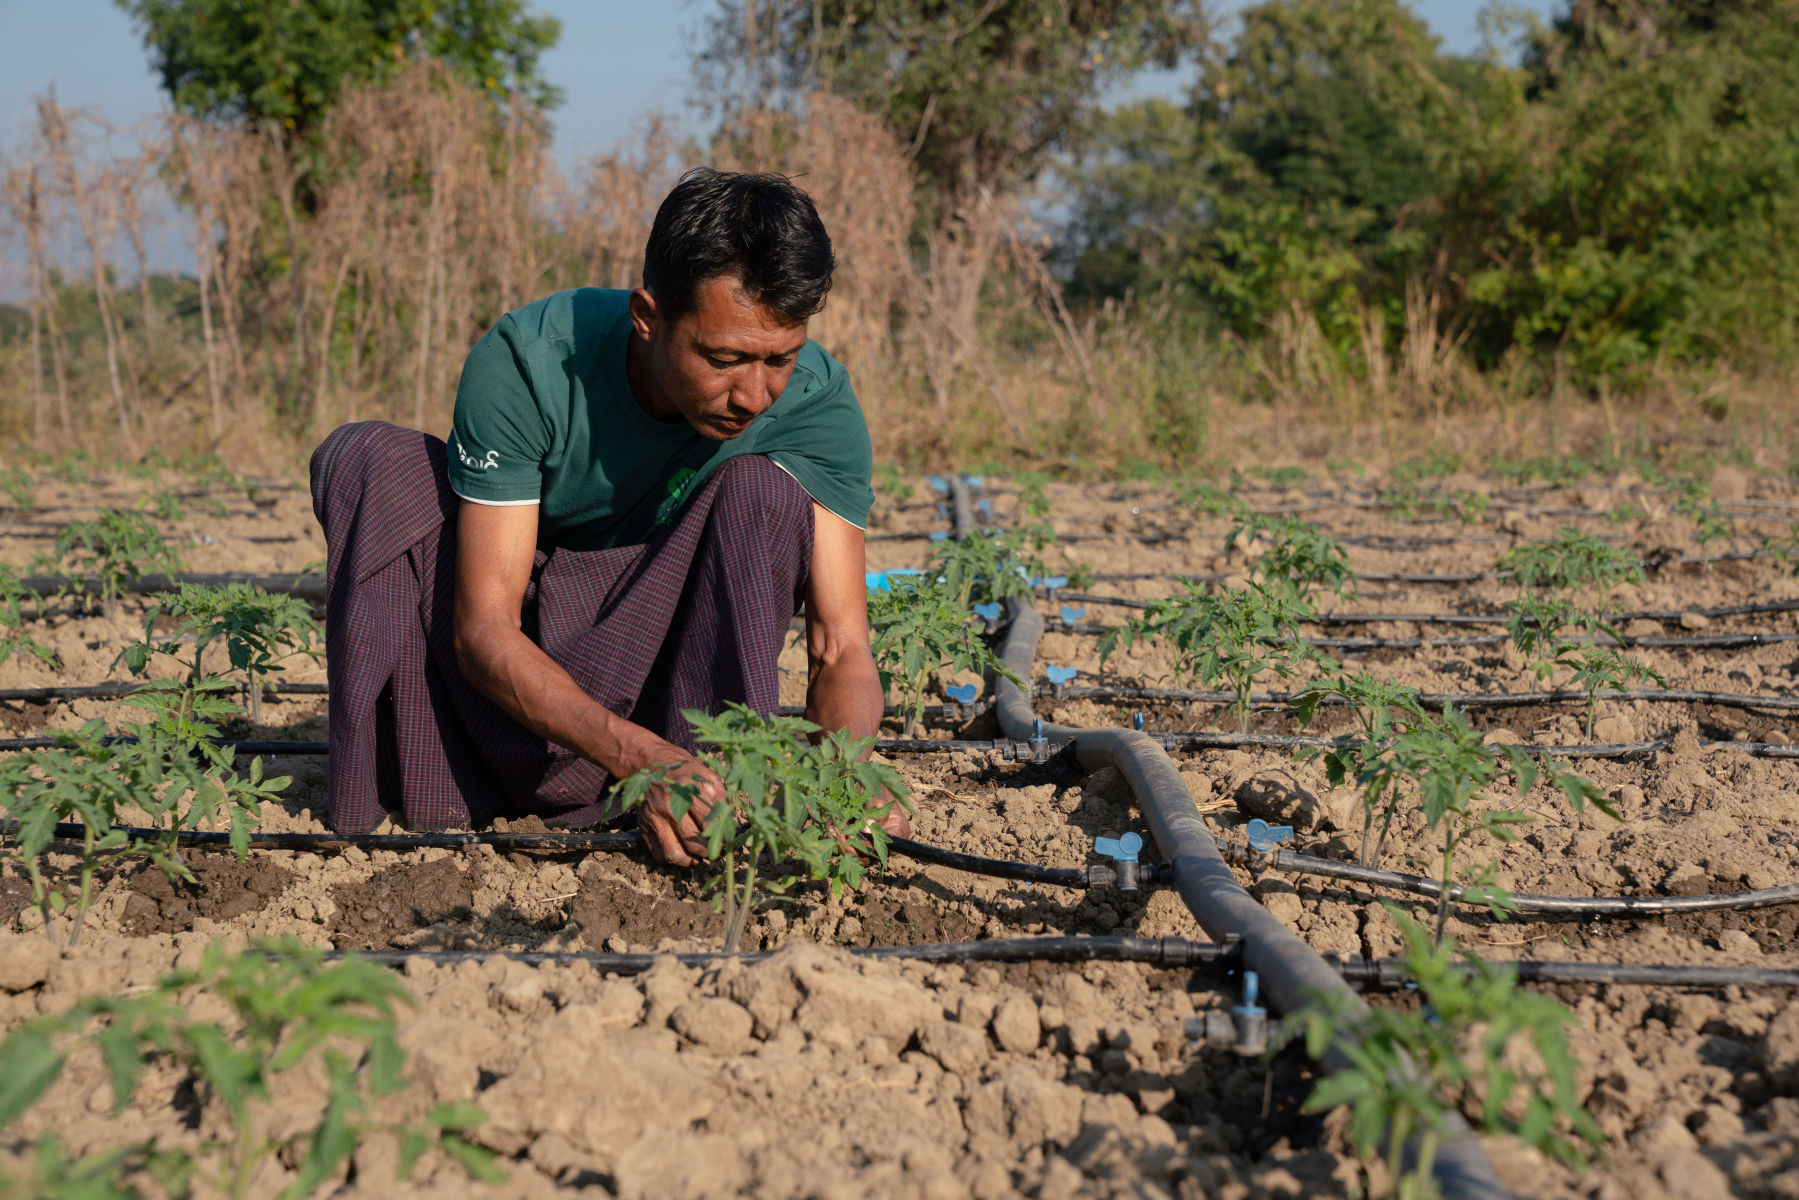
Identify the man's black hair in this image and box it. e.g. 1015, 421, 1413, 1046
641, 168, 835, 327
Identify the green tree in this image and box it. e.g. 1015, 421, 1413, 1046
1451, 0, 1799, 376
1065, 0, 1505, 353
115, 0, 562, 136
702, 0, 1203, 337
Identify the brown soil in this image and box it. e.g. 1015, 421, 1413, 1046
327, 856, 483, 949
122, 852, 294, 934
7, 464, 1799, 1197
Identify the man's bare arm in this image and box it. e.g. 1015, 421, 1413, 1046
804, 502, 908, 834
452, 501, 718, 863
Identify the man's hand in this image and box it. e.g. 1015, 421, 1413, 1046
875, 796, 910, 839
630, 746, 725, 867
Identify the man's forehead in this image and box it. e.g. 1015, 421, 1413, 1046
684, 276, 807, 354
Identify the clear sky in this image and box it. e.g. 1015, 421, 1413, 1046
0, 0, 1558, 286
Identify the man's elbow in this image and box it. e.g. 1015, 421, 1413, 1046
452, 617, 490, 683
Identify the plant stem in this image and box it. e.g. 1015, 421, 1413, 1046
726, 858, 757, 954
721, 850, 737, 953
1434, 828, 1456, 947
1412, 1130, 1439, 1200
69, 826, 95, 949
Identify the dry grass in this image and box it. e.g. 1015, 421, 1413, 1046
0, 67, 1792, 482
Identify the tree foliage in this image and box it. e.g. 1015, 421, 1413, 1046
115, 0, 562, 134
1064, 0, 1799, 381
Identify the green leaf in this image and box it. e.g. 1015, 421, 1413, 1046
0, 1030, 66, 1126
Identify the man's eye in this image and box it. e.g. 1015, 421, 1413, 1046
767, 357, 792, 369
706, 356, 737, 369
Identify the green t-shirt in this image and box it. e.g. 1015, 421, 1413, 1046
446, 288, 874, 550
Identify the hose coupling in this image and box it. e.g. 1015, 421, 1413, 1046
1185, 970, 1268, 1057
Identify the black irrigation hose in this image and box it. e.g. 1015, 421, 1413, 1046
1227, 845, 1799, 917
0, 681, 330, 704
19, 572, 326, 603
0, 736, 1008, 756
1054, 684, 1799, 714
1146, 729, 1799, 760
994, 599, 1511, 1200
18, 821, 1134, 892
1343, 958, 1799, 991
1059, 593, 1799, 625
1060, 623, 1799, 652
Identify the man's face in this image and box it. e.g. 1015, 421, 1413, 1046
630, 274, 808, 441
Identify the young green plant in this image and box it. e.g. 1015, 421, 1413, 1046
1354, 706, 1611, 943
50, 509, 185, 618
1497, 528, 1643, 593
119, 581, 322, 727
613, 704, 912, 952
930, 526, 1050, 608
0, 939, 500, 1199
1292, 668, 1428, 866
0, 563, 55, 670
867, 577, 1022, 731
1226, 515, 1356, 601
0, 721, 284, 949
1098, 580, 1318, 732
1505, 594, 1663, 738
1283, 909, 1603, 1200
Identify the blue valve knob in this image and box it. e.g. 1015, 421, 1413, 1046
1030, 718, 1046, 744
1030, 574, 1070, 590
962, 475, 984, 488
972, 602, 1002, 622
1059, 606, 1085, 624
929, 530, 950, 542
1245, 818, 1293, 852
1094, 831, 1142, 863
977, 498, 993, 514
943, 683, 979, 704
1234, 971, 1264, 1020
1045, 665, 1077, 686
865, 571, 890, 591
926, 475, 949, 494
1132, 712, 1145, 730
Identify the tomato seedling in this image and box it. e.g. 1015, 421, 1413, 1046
0, 563, 55, 670
119, 582, 321, 727
614, 704, 913, 952
1505, 594, 1662, 737
0, 721, 283, 949
1176, 479, 1250, 521
1292, 668, 1428, 865
49, 509, 185, 618
1226, 515, 1355, 601
930, 527, 1049, 608
1497, 528, 1643, 593
1353, 706, 1610, 944
1098, 581, 1318, 732
1284, 909, 1603, 1200
867, 577, 1022, 731
0, 939, 500, 1199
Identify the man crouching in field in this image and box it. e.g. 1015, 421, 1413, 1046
309, 168, 908, 863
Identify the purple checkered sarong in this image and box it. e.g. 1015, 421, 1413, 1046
308, 420, 814, 832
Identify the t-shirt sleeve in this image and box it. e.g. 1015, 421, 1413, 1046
447, 316, 548, 504
761, 346, 875, 530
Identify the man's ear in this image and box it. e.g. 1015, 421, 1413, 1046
628, 288, 662, 342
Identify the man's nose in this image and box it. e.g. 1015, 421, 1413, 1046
730, 364, 778, 414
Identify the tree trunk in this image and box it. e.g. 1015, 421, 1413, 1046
39, 95, 132, 442
195, 218, 223, 443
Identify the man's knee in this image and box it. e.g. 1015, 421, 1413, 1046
709, 455, 812, 533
